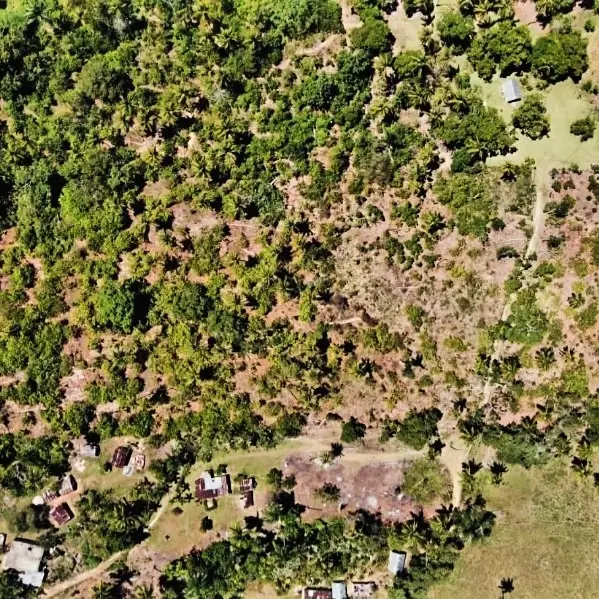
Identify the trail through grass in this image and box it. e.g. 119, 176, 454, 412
429, 461, 599, 599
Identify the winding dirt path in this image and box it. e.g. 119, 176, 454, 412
43, 551, 125, 598
43, 489, 174, 598
41, 434, 428, 597
482, 166, 547, 405
440, 436, 468, 507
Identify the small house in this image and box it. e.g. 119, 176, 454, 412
59, 474, 77, 496
352, 582, 376, 598
502, 79, 522, 103
332, 581, 347, 599
80, 443, 100, 458
131, 452, 146, 471
112, 446, 132, 469
238, 477, 254, 493
388, 550, 406, 575
303, 589, 333, 599
2, 539, 45, 588
195, 471, 230, 501
42, 490, 58, 504
50, 503, 73, 527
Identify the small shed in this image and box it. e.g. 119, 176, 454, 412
388, 550, 407, 575
352, 582, 376, 598
238, 477, 254, 493
502, 79, 522, 103
112, 446, 132, 469
303, 589, 333, 599
80, 443, 100, 458
59, 474, 77, 496
332, 581, 347, 599
50, 503, 73, 527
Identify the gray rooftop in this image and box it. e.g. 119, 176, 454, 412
503, 79, 522, 103
332, 581, 347, 599
3, 539, 44, 584
388, 550, 406, 574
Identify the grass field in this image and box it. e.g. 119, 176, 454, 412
479, 77, 599, 172
429, 460, 599, 599
146, 439, 308, 555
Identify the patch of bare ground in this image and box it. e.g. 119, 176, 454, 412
283, 453, 434, 520
60, 368, 99, 404
513, 1, 544, 35
339, 0, 363, 33
171, 203, 221, 237
4, 401, 47, 437
0, 227, 16, 249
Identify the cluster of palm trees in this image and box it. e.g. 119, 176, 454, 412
391, 497, 496, 572
459, 0, 515, 27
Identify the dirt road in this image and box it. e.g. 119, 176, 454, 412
482, 166, 547, 405
43, 488, 174, 598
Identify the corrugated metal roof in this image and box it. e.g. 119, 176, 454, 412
503, 79, 522, 103
388, 550, 406, 574
332, 581, 347, 599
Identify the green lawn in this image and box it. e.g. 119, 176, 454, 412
146, 439, 306, 555
477, 76, 599, 171
429, 461, 599, 599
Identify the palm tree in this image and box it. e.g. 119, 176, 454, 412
462, 459, 483, 476
535, 347, 555, 370
535, 0, 556, 22
134, 584, 154, 599
459, 0, 474, 15
500, 162, 519, 181
465, 136, 487, 163
92, 582, 119, 599
330, 443, 344, 458
571, 455, 591, 477
452, 397, 468, 415
489, 461, 508, 485
474, 0, 496, 26
560, 345, 576, 360
568, 292, 585, 308
499, 577, 515, 597
492, 0, 513, 19
460, 420, 481, 447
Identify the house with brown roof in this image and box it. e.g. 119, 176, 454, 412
195, 471, 230, 501
112, 446, 132, 469
50, 503, 73, 527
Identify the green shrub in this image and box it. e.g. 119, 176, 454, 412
570, 116, 596, 141
396, 408, 442, 449
402, 458, 451, 504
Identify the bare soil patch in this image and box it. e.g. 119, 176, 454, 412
283, 454, 427, 520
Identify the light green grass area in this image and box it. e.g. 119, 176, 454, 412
74, 438, 153, 495
146, 440, 305, 554
476, 76, 599, 171
388, 5, 423, 52
429, 461, 599, 599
